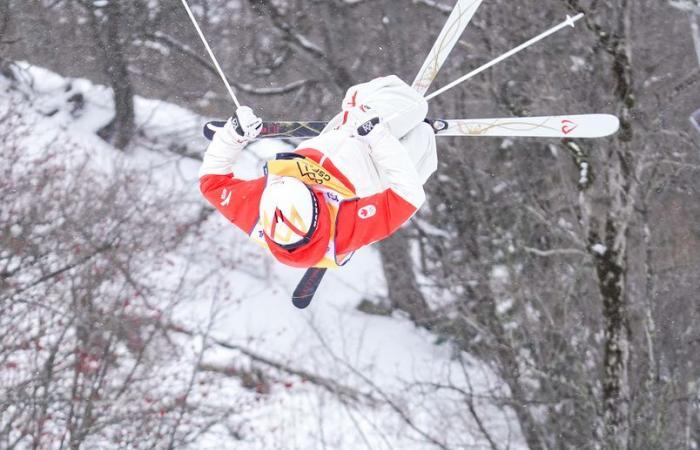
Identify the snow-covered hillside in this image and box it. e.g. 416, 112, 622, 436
1, 62, 524, 449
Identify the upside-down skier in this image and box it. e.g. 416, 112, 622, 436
191, 2, 609, 308
199, 75, 437, 271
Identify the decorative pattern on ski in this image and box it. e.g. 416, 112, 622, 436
203, 120, 327, 140
433, 114, 620, 138
412, 0, 484, 94
261, 121, 327, 139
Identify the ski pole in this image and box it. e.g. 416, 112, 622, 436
370, 13, 584, 130
425, 13, 584, 101
180, 0, 240, 108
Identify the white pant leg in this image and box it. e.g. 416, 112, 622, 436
316, 75, 437, 188
350, 76, 435, 182
400, 122, 437, 184
345, 75, 428, 139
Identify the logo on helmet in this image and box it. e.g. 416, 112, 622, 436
259, 176, 317, 247
263, 206, 308, 244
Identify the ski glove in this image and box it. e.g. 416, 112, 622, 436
230, 106, 263, 143
345, 106, 390, 149
198, 106, 261, 178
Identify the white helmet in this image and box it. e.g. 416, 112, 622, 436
260, 177, 319, 248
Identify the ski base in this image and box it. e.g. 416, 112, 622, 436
291, 268, 327, 309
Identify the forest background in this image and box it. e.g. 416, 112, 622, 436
1, 0, 700, 449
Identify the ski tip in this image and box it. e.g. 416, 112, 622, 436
567, 13, 584, 27
602, 114, 621, 137
291, 267, 327, 309
566, 114, 620, 138
292, 296, 313, 309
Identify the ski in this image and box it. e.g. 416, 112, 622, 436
291, 268, 327, 309
204, 114, 619, 140
424, 14, 584, 101
427, 114, 620, 138
412, 0, 484, 94
203, 120, 326, 141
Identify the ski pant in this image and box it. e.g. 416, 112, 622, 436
326, 75, 438, 184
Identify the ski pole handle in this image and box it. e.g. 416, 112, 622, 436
202, 119, 253, 140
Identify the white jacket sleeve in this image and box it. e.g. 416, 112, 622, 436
367, 129, 426, 209
198, 120, 248, 178
342, 75, 404, 110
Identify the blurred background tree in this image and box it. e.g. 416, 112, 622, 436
2, 0, 699, 448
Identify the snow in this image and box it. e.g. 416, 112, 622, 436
1, 63, 526, 449
569, 55, 587, 72
579, 161, 590, 185
491, 265, 510, 283
413, 216, 451, 239
500, 138, 514, 149
591, 243, 608, 256
492, 181, 508, 194
557, 217, 573, 229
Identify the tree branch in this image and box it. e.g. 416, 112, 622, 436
167, 323, 377, 406
145, 31, 316, 96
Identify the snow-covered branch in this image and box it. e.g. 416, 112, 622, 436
145, 31, 315, 97
246, 0, 355, 89
234, 79, 315, 96
168, 324, 377, 406
522, 246, 587, 257
412, 0, 454, 14
523, 205, 587, 248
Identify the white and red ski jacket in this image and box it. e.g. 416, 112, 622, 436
199, 119, 426, 269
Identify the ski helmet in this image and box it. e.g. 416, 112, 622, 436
260, 177, 319, 249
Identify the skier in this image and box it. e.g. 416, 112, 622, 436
199, 75, 437, 269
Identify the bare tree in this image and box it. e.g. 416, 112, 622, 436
0, 93, 241, 449
77, 0, 136, 149
410, 0, 700, 448
3, 0, 699, 448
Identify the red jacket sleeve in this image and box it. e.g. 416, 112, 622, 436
334, 188, 417, 254
200, 173, 266, 234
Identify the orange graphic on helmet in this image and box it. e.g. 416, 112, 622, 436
264, 205, 308, 244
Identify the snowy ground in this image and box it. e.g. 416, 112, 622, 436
2, 62, 525, 449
